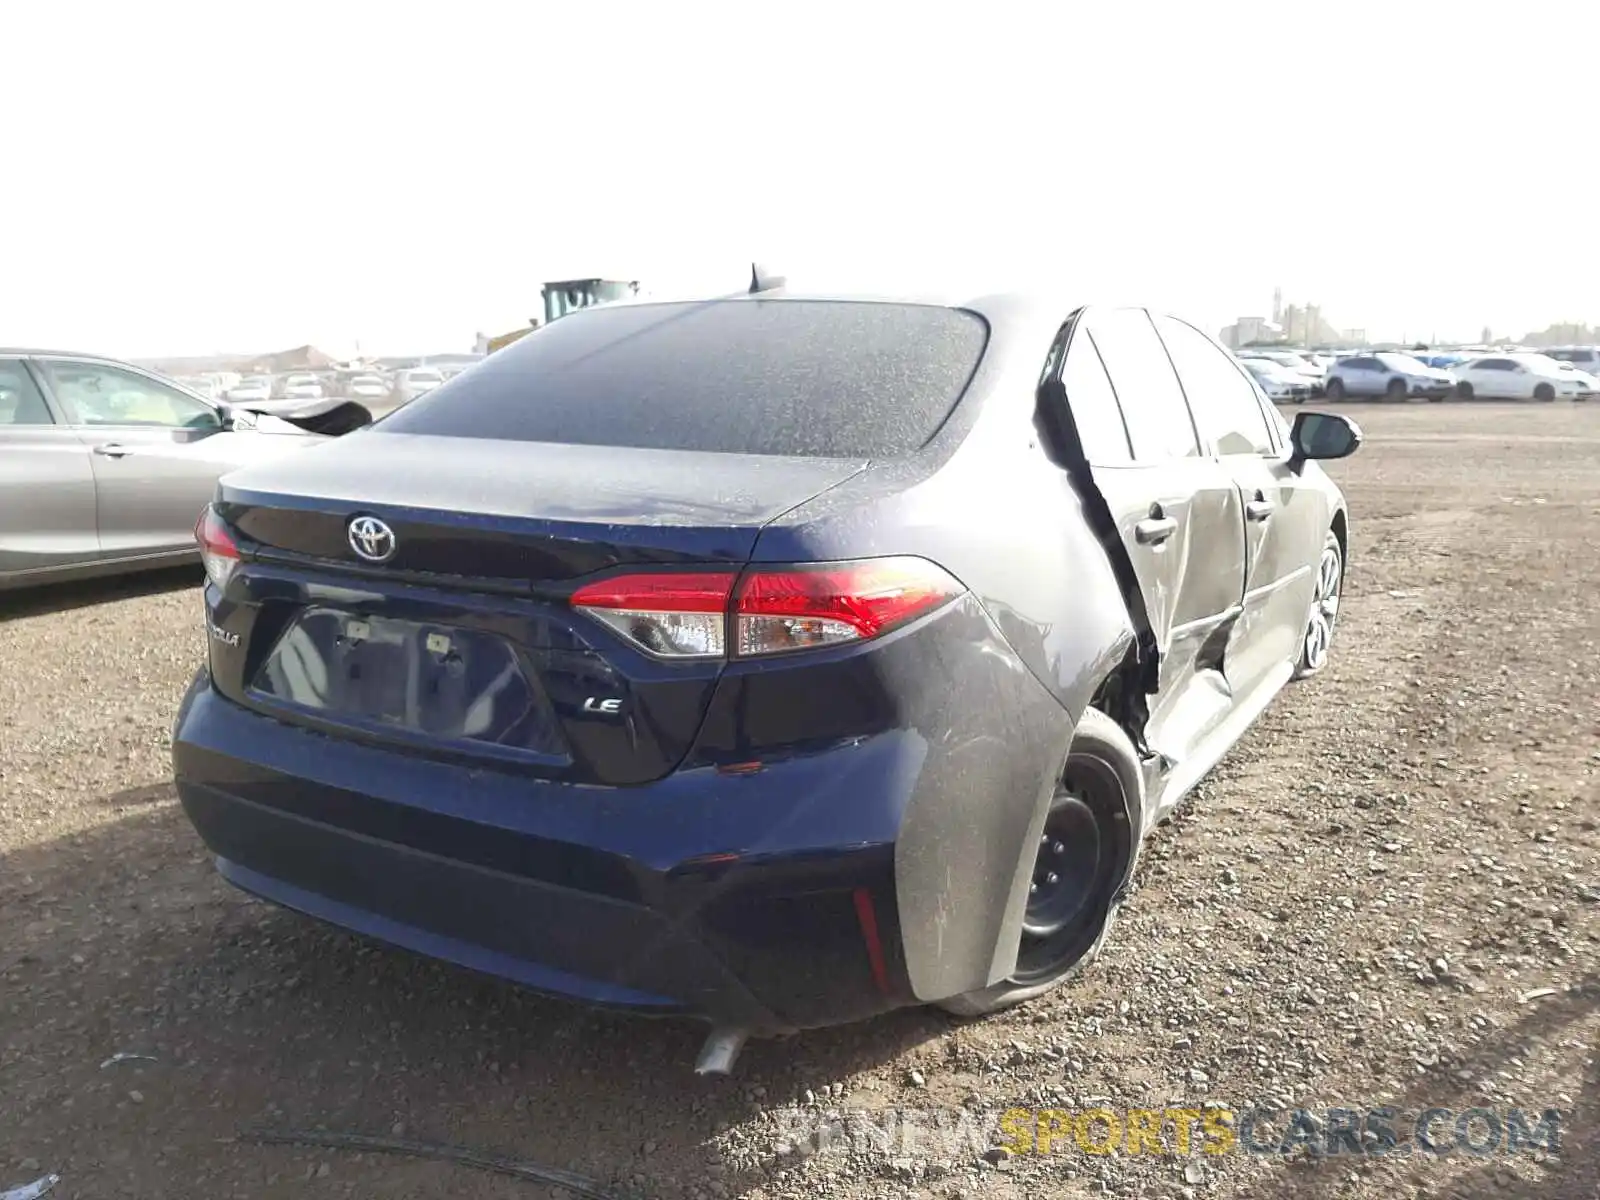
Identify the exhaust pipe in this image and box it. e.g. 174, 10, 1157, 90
693, 1027, 748, 1076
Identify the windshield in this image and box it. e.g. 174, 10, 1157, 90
1376, 353, 1431, 372
409, 371, 444, 383
283, 375, 317, 386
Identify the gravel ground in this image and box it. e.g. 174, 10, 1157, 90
2, 401, 1596, 1200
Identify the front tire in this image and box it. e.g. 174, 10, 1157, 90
936, 709, 1138, 1018
1534, 382, 1556, 402
1293, 532, 1344, 680
1457, 381, 1474, 399
1325, 377, 1346, 401
1386, 377, 1408, 401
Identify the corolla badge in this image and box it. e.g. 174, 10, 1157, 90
347, 515, 397, 563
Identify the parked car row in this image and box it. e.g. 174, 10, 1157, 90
178, 366, 456, 411
1232, 345, 1598, 403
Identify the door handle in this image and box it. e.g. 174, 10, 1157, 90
93, 443, 131, 458
1246, 498, 1276, 521
1134, 516, 1178, 545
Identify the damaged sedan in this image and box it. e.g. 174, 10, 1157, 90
170, 285, 1361, 1072
0, 350, 367, 591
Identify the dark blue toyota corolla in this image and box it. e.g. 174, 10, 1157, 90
173, 281, 1361, 1070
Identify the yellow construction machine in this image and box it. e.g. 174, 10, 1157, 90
485, 278, 640, 354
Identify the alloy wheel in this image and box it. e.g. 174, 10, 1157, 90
1303, 544, 1343, 671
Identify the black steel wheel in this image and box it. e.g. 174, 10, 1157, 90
936, 709, 1138, 1017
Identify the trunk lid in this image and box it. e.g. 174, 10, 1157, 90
206, 433, 866, 785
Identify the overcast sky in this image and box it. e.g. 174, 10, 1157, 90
7, 2, 1596, 357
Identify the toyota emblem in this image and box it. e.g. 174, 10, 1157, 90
347, 515, 397, 563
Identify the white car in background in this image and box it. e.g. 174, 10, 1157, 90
1238, 357, 1315, 403
1247, 349, 1326, 391
274, 373, 325, 401
391, 366, 446, 407
1451, 353, 1583, 401
225, 376, 273, 404
344, 374, 390, 402
1554, 363, 1598, 400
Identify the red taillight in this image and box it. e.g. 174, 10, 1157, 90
734, 557, 963, 656
569, 558, 962, 660
570, 571, 737, 658
194, 506, 240, 589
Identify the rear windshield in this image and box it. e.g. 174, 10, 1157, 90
376, 299, 989, 457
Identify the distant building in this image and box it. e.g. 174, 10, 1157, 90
1223, 292, 1350, 348
1220, 316, 1283, 348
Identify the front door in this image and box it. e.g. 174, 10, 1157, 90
1067, 308, 1247, 758
36, 358, 233, 557
1152, 317, 1330, 698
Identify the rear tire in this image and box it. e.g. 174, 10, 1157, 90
1534, 382, 1555, 402
936, 709, 1139, 1018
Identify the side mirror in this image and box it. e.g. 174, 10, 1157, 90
1289, 411, 1362, 465
170, 422, 221, 443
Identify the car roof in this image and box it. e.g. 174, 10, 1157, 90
0, 348, 129, 361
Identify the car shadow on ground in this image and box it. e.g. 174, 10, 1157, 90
0, 565, 201, 623
1, 787, 949, 1198
1259, 973, 1596, 1200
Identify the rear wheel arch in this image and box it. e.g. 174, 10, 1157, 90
935, 705, 1143, 1018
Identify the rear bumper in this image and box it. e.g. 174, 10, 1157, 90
172, 672, 917, 1033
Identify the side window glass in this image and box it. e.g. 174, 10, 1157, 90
40, 362, 220, 429
1154, 316, 1275, 456
1081, 307, 1198, 461
0, 361, 54, 426
1058, 329, 1132, 465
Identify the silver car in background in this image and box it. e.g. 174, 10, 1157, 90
1323, 352, 1456, 401
0, 351, 332, 591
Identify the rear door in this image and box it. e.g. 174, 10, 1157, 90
37, 357, 240, 556
1064, 308, 1247, 749
0, 358, 101, 578
1154, 316, 1326, 699
1342, 357, 1380, 395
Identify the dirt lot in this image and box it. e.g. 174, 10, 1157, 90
2, 402, 1596, 1200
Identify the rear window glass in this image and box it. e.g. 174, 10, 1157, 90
376, 299, 989, 457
